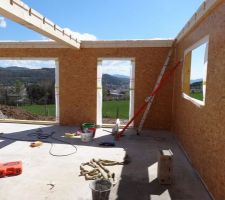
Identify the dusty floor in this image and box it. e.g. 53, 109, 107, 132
0, 123, 211, 200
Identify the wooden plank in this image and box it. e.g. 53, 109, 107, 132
81, 40, 173, 48
0, 0, 80, 49
183, 52, 192, 95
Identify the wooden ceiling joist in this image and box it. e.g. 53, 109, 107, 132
0, 0, 80, 49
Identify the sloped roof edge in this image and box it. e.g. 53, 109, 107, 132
176, 0, 223, 42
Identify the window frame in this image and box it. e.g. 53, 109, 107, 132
182, 35, 209, 107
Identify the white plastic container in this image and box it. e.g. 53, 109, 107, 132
81, 132, 93, 142
112, 118, 120, 134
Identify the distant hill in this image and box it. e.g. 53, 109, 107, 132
190, 81, 202, 87
5, 66, 28, 71
0, 66, 55, 85
190, 78, 203, 84
113, 74, 130, 79
102, 74, 129, 86
0, 67, 128, 87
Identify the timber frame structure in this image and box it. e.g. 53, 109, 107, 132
0, 0, 225, 199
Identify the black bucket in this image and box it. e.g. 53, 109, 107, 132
89, 179, 112, 200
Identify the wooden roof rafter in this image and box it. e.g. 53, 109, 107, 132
0, 0, 80, 49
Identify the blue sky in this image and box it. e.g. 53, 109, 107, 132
0, 60, 56, 69
0, 0, 203, 40
190, 43, 207, 80
0, 0, 204, 75
102, 60, 131, 77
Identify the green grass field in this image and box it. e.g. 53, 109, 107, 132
20, 104, 56, 117
190, 92, 203, 101
19, 100, 129, 119
102, 100, 129, 119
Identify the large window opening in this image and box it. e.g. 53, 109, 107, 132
183, 36, 208, 105
0, 59, 59, 122
97, 58, 135, 126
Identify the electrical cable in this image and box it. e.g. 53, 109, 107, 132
48, 132, 78, 157
0, 129, 77, 157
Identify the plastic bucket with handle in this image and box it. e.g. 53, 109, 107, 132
81, 123, 96, 138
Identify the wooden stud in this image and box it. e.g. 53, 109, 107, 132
183, 52, 192, 95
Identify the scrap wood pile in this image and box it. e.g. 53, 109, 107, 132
80, 155, 130, 182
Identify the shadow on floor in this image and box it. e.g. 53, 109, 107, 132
113, 131, 172, 200
0, 124, 211, 200
114, 130, 212, 200
0, 125, 114, 149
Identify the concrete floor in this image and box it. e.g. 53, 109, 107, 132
0, 123, 211, 200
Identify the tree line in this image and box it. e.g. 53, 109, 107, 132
0, 80, 55, 106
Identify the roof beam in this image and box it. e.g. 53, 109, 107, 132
0, 0, 80, 49
81, 39, 174, 48
0, 39, 174, 49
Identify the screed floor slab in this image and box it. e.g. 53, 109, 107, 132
0, 123, 212, 200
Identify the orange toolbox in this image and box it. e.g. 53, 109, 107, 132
0, 161, 22, 178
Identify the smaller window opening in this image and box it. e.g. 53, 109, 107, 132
183, 36, 209, 105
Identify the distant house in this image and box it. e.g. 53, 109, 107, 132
0, 85, 28, 105
108, 90, 121, 99
190, 81, 203, 93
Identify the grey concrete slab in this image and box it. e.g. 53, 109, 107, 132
0, 123, 211, 200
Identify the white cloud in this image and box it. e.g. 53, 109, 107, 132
0, 60, 56, 69
0, 17, 7, 28
64, 28, 97, 41
40, 35, 53, 41
101, 60, 132, 76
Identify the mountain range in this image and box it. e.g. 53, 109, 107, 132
102, 74, 129, 87
0, 66, 55, 85
0, 66, 130, 87
190, 78, 203, 84
112, 74, 130, 79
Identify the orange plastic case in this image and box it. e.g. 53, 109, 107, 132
0, 161, 22, 178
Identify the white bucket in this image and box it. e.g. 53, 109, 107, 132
81, 132, 93, 142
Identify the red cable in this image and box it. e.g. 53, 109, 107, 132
116, 60, 182, 139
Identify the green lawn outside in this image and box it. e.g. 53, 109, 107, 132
190, 92, 203, 101
20, 104, 56, 117
19, 100, 129, 119
102, 100, 129, 119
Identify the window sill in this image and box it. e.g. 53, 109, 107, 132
182, 93, 205, 107
0, 119, 57, 125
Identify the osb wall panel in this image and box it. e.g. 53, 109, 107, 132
0, 46, 173, 129
173, 2, 225, 200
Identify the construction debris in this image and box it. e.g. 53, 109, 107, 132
0, 105, 54, 121
30, 141, 43, 148
80, 155, 130, 182
64, 131, 82, 138
64, 132, 76, 138
47, 183, 55, 190
157, 149, 173, 185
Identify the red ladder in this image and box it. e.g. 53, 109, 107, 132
115, 60, 182, 140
